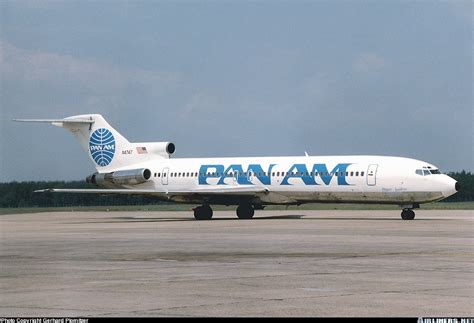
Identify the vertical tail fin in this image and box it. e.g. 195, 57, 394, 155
14, 114, 175, 172
14, 114, 131, 172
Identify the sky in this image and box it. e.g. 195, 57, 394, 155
0, 0, 472, 182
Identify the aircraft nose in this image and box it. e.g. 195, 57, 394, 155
440, 175, 459, 198
455, 181, 460, 192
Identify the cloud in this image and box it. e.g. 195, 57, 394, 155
448, 1, 472, 24
353, 53, 389, 73
0, 40, 179, 98
180, 92, 221, 118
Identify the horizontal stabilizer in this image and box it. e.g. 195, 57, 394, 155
13, 118, 94, 125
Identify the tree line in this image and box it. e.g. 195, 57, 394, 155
0, 181, 160, 208
0, 171, 472, 208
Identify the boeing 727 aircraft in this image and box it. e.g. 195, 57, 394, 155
14, 114, 459, 220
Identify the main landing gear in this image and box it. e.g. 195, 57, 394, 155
193, 204, 213, 220
193, 204, 256, 220
236, 203, 255, 219
401, 209, 415, 220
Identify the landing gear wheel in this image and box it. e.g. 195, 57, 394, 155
236, 204, 255, 219
401, 209, 415, 220
194, 205, 213, 220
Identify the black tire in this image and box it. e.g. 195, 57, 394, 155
194, 205, 213, 220
236, 204, 255, 219
401, 209, 415, 220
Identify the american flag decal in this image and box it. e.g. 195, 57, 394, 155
136, 147, 148, 154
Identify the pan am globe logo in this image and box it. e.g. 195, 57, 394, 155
89, 128, 115, 167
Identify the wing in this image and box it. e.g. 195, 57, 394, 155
35, 185, 270, 204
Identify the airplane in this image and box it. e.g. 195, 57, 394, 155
14, 114, 459, 220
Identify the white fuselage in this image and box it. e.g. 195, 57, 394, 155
121, 155, 458, 206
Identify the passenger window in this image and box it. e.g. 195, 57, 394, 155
355, 171, 359, 176
158, 173, 161, 177
361, 171, 364, 176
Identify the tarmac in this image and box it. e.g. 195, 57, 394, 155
0, 209, 473, 317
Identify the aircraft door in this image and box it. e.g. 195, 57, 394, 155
367, 164, 378, 186
162, 167, 169, 185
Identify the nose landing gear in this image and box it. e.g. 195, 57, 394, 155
401, 209, 415, 220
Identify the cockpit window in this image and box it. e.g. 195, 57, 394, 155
416, 168, 441, 176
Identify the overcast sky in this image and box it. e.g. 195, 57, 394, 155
0, 1, 472, 182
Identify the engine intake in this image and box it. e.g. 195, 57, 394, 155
87, 168, 151, 187
166, 142, 175, 155
133, 142, 175, 158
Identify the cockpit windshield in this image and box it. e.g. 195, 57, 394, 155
415, 167, 441, 176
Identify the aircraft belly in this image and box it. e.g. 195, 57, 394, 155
166, 189, 444, 205
280, 190, 445, 204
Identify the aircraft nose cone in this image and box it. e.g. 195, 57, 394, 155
440, 175, 459, 198
455, 181, 460, 192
